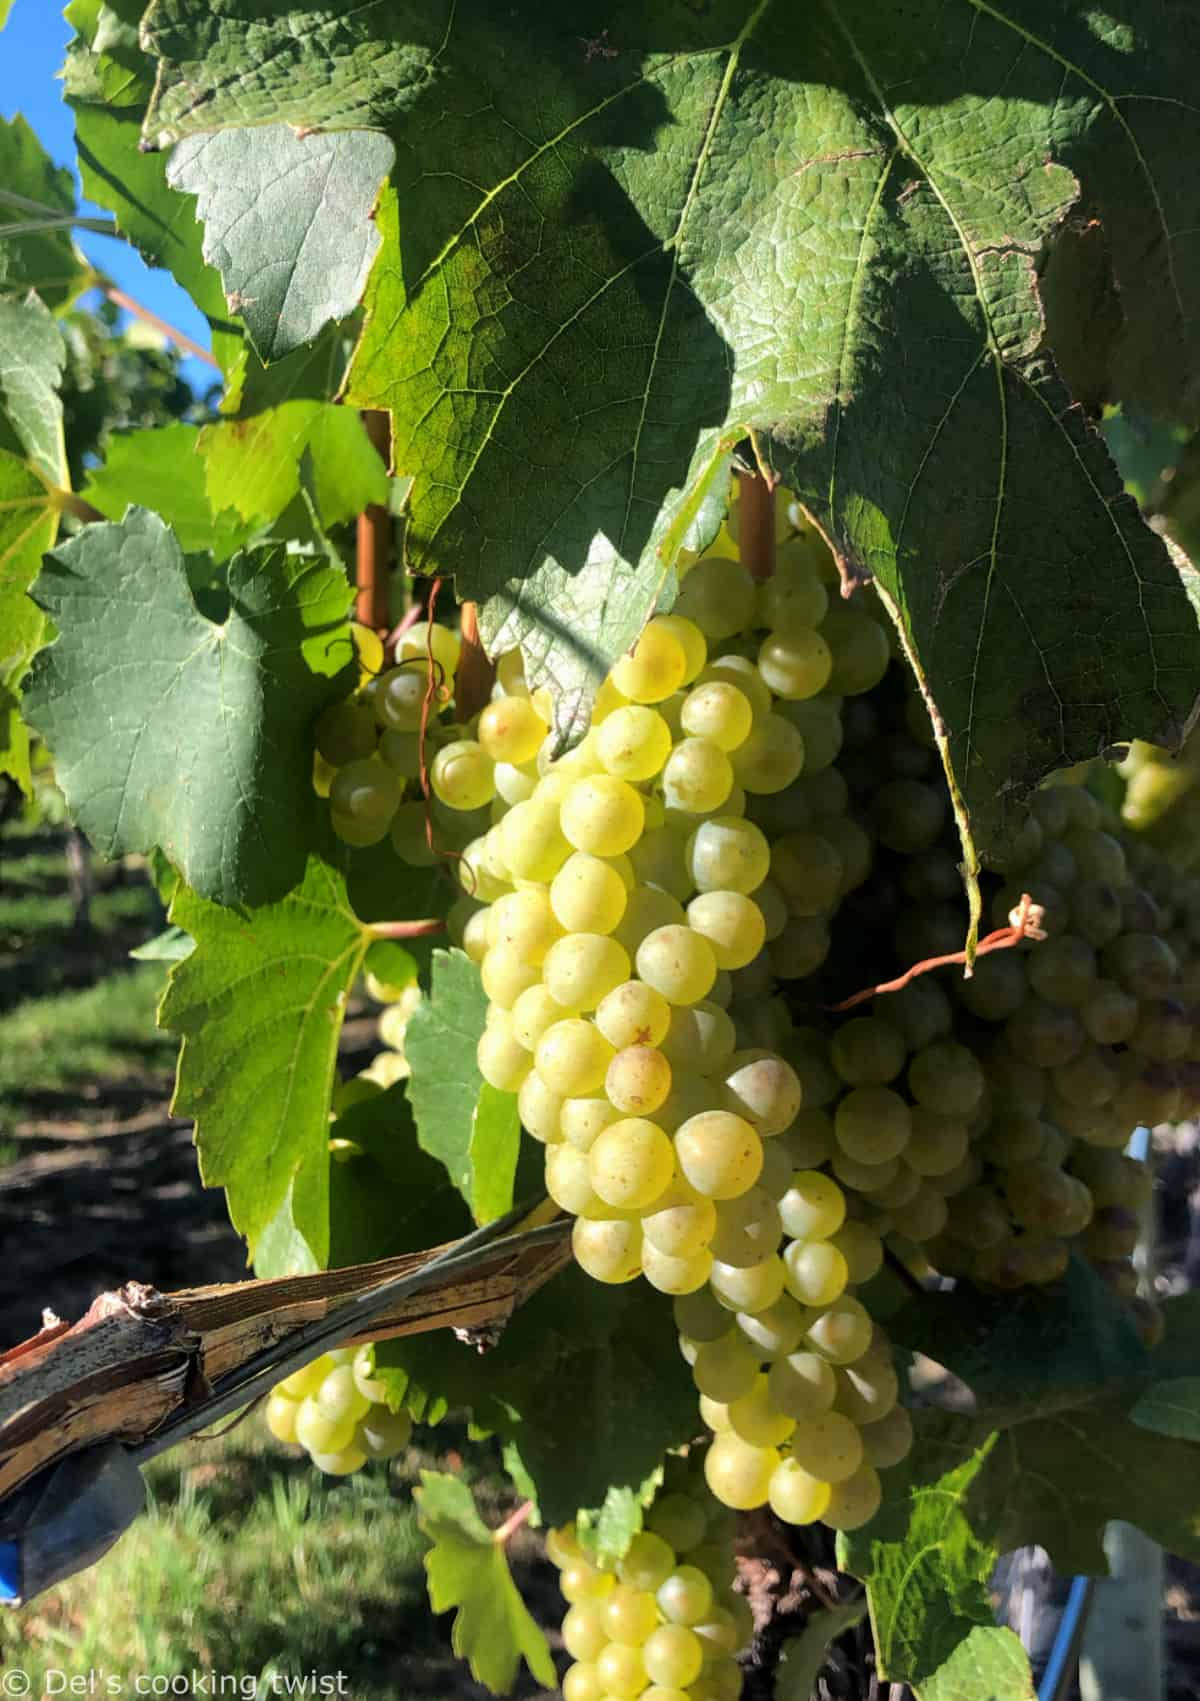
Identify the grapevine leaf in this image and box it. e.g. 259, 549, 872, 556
81, 422, 256, 558
23, 509, 353, 906
775, 1600, 868, 1701
0, 117, 91, 310
140, 2, 1200, 838
415, 1471, 556, 1696
404, 947, 521, 1224
0, 293, 68, 483
0, 679, 30, 792
160, 856, 373, 1264
0, 453, 56, 685
1130, 1378, 1200, 1444
575, 1469, 663, 1568
916, 1628, 1036, 1701
167, 125, 394, 364
887, 1256, 1148, 1419
128, 924, 195, 962
375, 1265, 698, 1525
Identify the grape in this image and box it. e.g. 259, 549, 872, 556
661, 1001, 737, 1072
1131, 996, 1192, 1060
783, 1240, 849, 1307
571, 1216, 642, 1283
517, 1073, 564, 1145
595, 704, 673, 782
396, 620, 460, 678
779, 1108, 835, 1168
686, 816, 771, 893
735, 1294, 809, 1363
295, 1397, 357, 1456
907, 1041, 985, 1115
644, 1623, 705, 1689
680, 680, 754, 753
614, 1531, 674, 1594
477, 1019, 534, 1090
356, 1406, 413, 1460
266, 1392, 300, 1443
829, 1220, 884, 1284
1004, 998, 1086, 1069
1070, 879, 1125, 947
314, 699, 377, 767
562, 1565, 615, 1605
691, 1332, 760, 1401
316, 1364, 371, 1425
542, 931, 631, 1010
612, 617, 689, 703
546, 1142, 606, 1214
560, 774, 645, 856
647, 1491, 708, 1553
477, 695, 547, 764
1027, 933, 1098, 1006
767, 1456, 832, 1525
787, 1409, 863, 1483
871, 778, 945, 853
831, 1017, 907, 1085
644, 1191, 717, 1256
709, 1187, 782, 1267
547, 851, 629, 936
726, 713, 804, 794
770, 830, 843, 914
821, 604, 890, 694
279, 1355, 334, 1401
536, 1019, 615, 1095
663, 737, 735, 813
430, 739, 496, 810
767, 1351, 837, 1418
757, 628, 833, 700
760, 543, 831, 628
637, 924, 718, 1004
657, 1072, 720, 1133
606, 1045, 673, 1115
865, 1162, 921, 1209
589, 1117, 676, 1209
675, 557, 757, 639
710, 1254, 787, 1314
1080, 978, 1139, 1044
602, 1582, 659, 1647
329, 758, 401, 829
684, 890, 767, 970
596, 979, 672, 1049
480, 945, 541, 1008
657, 1565, 714, 1625
309, 1447, 367, 1476
615, 887, 688, 956
831, 1149, 898, 1194
498, 796, 571, 881
833, 1344, 899, 1425
902, 1108, 968, 1175
807, 1296, 873, 1363
654, 614, 708, 683
512, 983, 574, 1051
389, 801, 438, 864
861, 1404, 914, 1469
1102, 931, 1178, 996
835, 1086, 912, 1163
704, 1433, 779, 1509
722, 1049, 802, 1135
674, 1285, 735, 1343
822, 1463, 882, 1530
675, 1110, 763, 1199
373, 664, 434, 732
883, 977, 953, 1050
562, 1602, 609, 1662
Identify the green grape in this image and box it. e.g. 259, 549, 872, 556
316, 1364, 371, 1425
373, 663, 434, 732
830, 1149, 898, 1194
807, 1296, 873, 1364
546, 1524, 587, 1567
644, 1193, 717, 1258
787, 1409, 863, 1482
1062, 826, 1127, 885
395, 620, 460, 678
904, 1110, 970, 1175
596, 704, 674, 781
756, 627, 832, 699
735, 1293, 809, 1361
661, 1000, 738, 1073
619, 1531, 676, 1592
907, 1041, 985, 1115
546, 1142, 605, 1214
548, 852, 629, 935
1080, 978, 1139, 1044
314, 699, 378, 766
477, 1018, 534, 1091
778, 697, 843, 773
710, 1254, 787, 1314
1006, 1162, 1092, 1233
1131, 996, 1192, 1060
704, 1432, 779, 1509
643, 1623, 705, 1689
603, 1581, 660, 1645
687, 816, 771, 894
768, 1457, 831, 1525
1102, 931, 1179, 997
637, 924, 718, 1004
863, 1162, 921, 1210
779, 1108, 835, 1167
512, 983, 573, 1051
691, 1331, 761, 1402
559, 774, 645, 856
516, 1069, 564, 1142
605, 1044, 673, 1115
662, 736, 735, 813
681, 680, 755, 753
673, 1285, 735, 1343
355, 1406, 413, 1460
654, 614, 708, 684
829, 1220, 884, 1284
753, 878, 789, 942
477, 694, 547, 764
497, 796, 571, 881
783, 1240, 849, 1307
1027, 934, 1098, 1006
265, 1392, 300, 1443
480, 944, 540, 1008
955, 951, 1028, 1020
831, 1017, 907, 1085
386, 800, 436, 866
675, 556, 757, 639
1004, 998, 1086, 1069
860, 1404, 914, 1469
562, 1602, 609, 1663
571, 1216, 642, 1283
820, 604, 890, 694
329, 758, 401, 828
562, 1564, 615, 1605
657, 1072, 719, 1134
729, 714, 806, 794
759, 545, 830, 631
722, 1048, 803, 1136
882, 977, 953, 1050
834, 1086, 912, 1163
871, 777, 945, 853
768, 830, 843, 915
542, 931, 631, 1011
615, 887, 689, 957
691, 1607, 740, 1662
1053, 1044, 1121, 1106
833, 1344, 899, 1425
675, 1110, 763, 1199
536, 1018, 615, 1095
766, 1350, 837, 1419
778, 1170, 846, 1241
294, 1397, 357, 1456
612, 617, 689, 703
770, 914, 833, 979
684, 890, 767, 971
430, 739, 496, 810
822, 1462, 882, 1530
493, 759, 538, 806
351, 1343, 387, 1404
308, 1447, 367, 1477
709, 1187, 782, 1268
647, 1492, 708, 1554
596, 979, 672, 1050
588, 1117, 676, 1210
278, 1355, 334, 1401
657, 1565, 714, 1626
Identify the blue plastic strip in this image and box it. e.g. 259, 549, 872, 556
1038, 1574, 1091, 1701
0, 1539, 20, 1601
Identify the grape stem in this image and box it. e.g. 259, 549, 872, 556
355, 410, 393, 632
454, 599, 496, 721
365, 919, 447, 940
492, 1499, 535, 1546
737, 468, 777, 581
828, 892, 1047, 1011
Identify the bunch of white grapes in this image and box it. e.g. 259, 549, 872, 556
548, 1450, 752, 1701
265, 1343, 412, 1477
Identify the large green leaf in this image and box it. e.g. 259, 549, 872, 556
404, 947, 521, 1224
137, 2, 1200, 846
161, 856, 373, 1264
201, 399, 387, 529
415, 1472, 556, 1696
23, 509, 352, 906
0, 116, 91, 309
81, 421, 254, 556
166, 125, 394, 364
0, 294, 68, 485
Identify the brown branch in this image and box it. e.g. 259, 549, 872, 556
454, 600, 496, 721
828, 893, 1046, 1012
104, 287, 219, 369
737, 468, 777, 581
356, 410, 393, 632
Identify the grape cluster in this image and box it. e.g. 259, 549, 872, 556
265, 1343, 412, 1477
548, 1450, 751, 1701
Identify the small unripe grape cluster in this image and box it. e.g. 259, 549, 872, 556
548, 1451, 751, 1701
265, 1343, 412, 1476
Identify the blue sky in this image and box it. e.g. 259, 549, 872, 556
1, 0, 217, 393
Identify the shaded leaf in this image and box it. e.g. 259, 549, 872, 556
24, 509, 352, 906
0, 293, 68, 482
0, 450, 57, 688
161, 856, 372, 1264
776, 1599, 868, 1701
415, 1471, 556, 1695
167, 125, 394, 364
1130, 1377, 1200, 1444
0, 117, 90, 309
